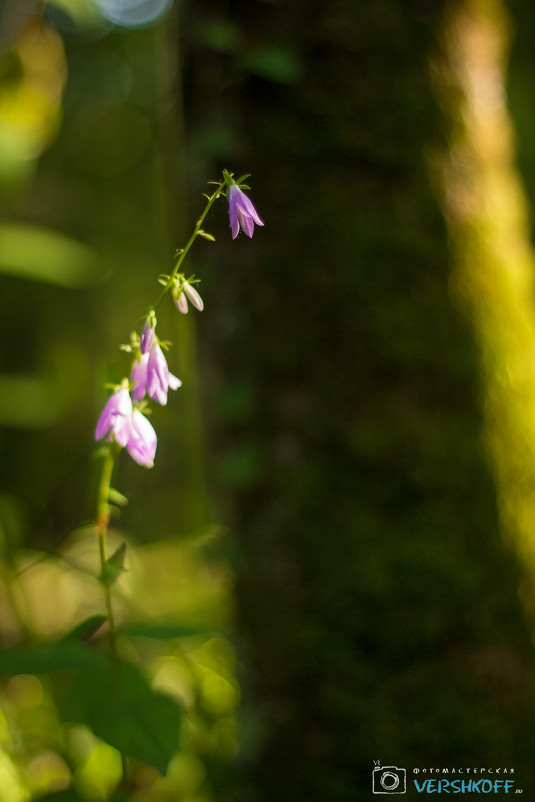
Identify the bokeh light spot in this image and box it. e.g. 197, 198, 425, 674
6, 675, 43, 710
95, 0, 173, 28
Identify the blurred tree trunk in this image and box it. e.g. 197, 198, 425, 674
432, 0, 535, 577
183, 1, 535, 799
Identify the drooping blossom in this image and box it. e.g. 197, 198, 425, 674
173, 279, 204, 314
140, 317, 155, 354
147, 343, 182, 404
130, 342, 182, 405
126, 409, 157, 468
228, 184, 264, 239
131, 352, 149, 402
95, 387, 134, 447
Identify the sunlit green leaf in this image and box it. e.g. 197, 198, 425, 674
0, 222, 101, 287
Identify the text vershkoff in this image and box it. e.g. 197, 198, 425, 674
372, 762, 521, 794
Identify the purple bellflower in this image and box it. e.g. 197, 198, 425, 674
131, 342, 182, 405
94, 387, 157, 468
140, 317, 155, 354
131, 352, 149, 402
228, 184, 264, 240
126, 409, 157, 468
95, 387, 134, 448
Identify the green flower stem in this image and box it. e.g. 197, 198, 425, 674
96, 444, 132, 784
96, 442, 119, 651
152, 180, 226, 313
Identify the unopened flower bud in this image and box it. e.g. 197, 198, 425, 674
173, 279, 204, 314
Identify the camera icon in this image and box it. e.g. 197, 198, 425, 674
372, 766, 407, 794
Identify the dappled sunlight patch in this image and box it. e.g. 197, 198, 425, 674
25, 750, 71, 796
164, 752, 207, 798
126, 534, 234, 627
0, 750, 27, 802
74, 739, 122, 800
431, 0, 535, 573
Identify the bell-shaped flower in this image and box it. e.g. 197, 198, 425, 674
228, 184, 264, 239
94, 387, 134, 448
173, 279, 204, 314
140, 317, 155, 354
147, 343, 182, 405
131, 352, 149, 402
130, 342, 181, 405
126, 409, 157, 468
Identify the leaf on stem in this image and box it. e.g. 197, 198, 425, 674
120, 622, 217, 641
59, 658, 182, 775
101, 542, 128, 585
108, 488, 128, 507
198, 230, 216, 241
61, 615, 107, 643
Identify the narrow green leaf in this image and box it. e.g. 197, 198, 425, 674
121, 622, 216, 641
108, 488, 128, 507
101, 542, 127, 585
61, 615, 107, 642
198, 230, 216, 241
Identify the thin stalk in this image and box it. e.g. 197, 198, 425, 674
95, 443, 128, 780
153, 181, 225, 313
95, 443, 118, 651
